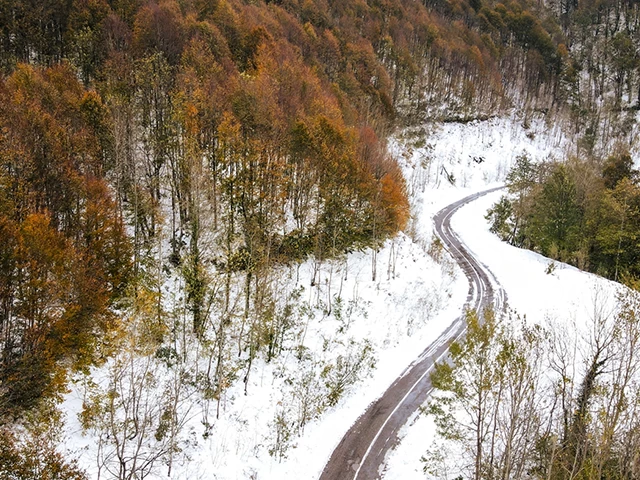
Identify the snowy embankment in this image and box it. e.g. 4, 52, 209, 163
383, 118, 622, 479
60, 115, 603, 480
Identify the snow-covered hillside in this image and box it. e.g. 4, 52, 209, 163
59, 114, 623, 480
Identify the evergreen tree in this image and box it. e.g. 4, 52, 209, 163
528, 164, 583, 261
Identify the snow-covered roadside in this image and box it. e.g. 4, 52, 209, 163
58, 115, 582, 480
381, 190, 620, 480
454, 192, 620, 328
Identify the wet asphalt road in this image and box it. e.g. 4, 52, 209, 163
318, 187, 506, 480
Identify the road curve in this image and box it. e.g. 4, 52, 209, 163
318, 186, 506, 480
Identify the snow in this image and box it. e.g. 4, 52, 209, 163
58, 114, 622, 479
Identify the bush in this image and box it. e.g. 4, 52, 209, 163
0, 427, 86, 480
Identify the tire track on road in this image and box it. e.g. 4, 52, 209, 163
319, 186, 506, 480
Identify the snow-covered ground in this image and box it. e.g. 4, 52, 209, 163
60, 115, 620, 479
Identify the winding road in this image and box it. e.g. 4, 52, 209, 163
318, 186, 506, 480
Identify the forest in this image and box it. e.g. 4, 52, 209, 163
0, 0, 639, 477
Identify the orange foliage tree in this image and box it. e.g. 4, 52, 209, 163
0, 64, 131, 415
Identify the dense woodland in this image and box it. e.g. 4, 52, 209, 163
484, 0, 640, 287
0, 0, 639, 477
